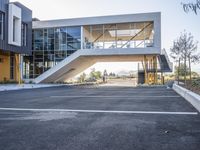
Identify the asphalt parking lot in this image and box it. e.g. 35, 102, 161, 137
0, 85, 200, 150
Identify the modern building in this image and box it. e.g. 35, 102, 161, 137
0, 0, 32, 82
26, 12, 172, 84
0, 1, 172, 84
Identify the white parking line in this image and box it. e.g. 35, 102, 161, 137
50, 95, 181, 98
0, 108, 198, 115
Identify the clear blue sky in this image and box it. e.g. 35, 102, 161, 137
11, 0, 200, 73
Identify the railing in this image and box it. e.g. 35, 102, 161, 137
83, 40, 154, 49
83, 22, 154, 50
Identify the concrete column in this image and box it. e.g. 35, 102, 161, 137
81, 26, 84, 49
20, 55, 23, 80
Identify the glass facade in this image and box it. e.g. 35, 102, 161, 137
83, 22, 154, 49
23, 21, 154, 79
24, 26, 81, 78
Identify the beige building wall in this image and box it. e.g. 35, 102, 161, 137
0, 50, 20, 82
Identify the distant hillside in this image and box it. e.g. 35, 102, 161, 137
116, 70, 137, 77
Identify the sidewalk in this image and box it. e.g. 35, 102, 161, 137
0, 84, 64, 92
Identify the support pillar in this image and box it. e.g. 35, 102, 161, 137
155, 55, 158, 84
15, 54, 21, 84
152, 55, 158, 84
143, 55, 148, 84
161, 72, 164, 85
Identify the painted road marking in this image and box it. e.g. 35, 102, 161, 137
50, 95, 181, 98
0, 108, 198, 115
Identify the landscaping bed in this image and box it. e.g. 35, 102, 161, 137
180, 79, 200, 95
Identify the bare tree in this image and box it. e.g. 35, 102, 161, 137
170, 36, 183, 84
182, 0, 200, 14
170, 31, 199, 85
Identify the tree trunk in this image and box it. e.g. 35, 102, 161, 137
189, 55, 192, 84
184, 56, 187, 86
178, 58, 180, 85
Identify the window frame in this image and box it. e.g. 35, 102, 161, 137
21, 23, 27, 46
0, 11, 5, 40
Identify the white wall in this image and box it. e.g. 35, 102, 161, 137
8, 3, 22, 46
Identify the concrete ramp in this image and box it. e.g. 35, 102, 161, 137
34, 49, 95, 83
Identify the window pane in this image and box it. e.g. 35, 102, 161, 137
47, 28, 55, 50
67, 26, 81, 37
67, 26, 81, 50
34, 29, 44, 50
21, 23, 27, 46
48, 28, 54, 38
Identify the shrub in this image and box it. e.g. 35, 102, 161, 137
191, 79, 200, 88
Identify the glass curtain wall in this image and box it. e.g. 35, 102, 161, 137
26, 26, 81, 78
83, 22, 154, 49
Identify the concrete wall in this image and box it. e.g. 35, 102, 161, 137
8, 3, 22, 46
173, 84, 200, 112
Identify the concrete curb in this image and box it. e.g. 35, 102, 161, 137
173, 84, 200, 112
0, 84, 65, 92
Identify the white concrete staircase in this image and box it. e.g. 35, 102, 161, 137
34, 47, 163, 83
